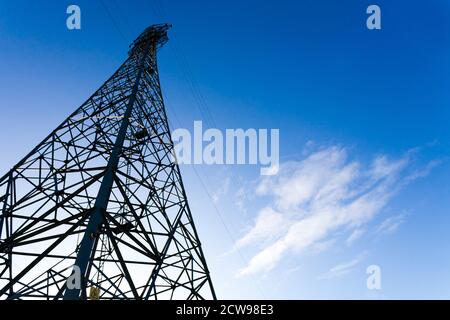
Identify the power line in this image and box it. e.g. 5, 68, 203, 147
147, 2, 267, 298
105, 4, 266, 298
98, 0, 130, 43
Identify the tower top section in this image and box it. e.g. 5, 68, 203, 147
128, 23, 172, 55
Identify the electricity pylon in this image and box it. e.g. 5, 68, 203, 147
0, 24, 216, 300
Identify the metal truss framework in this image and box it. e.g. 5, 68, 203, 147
0, 24, 216, 300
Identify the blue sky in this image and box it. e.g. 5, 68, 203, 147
0, 0, 450, 299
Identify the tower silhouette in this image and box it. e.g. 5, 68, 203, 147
0, 24, 216, 300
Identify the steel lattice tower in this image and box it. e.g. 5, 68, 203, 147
0, 24, 216, 300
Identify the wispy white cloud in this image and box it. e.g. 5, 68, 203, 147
346, 228, 366, 246
235, 146, 435, 278
234, 207, 290, 249
312, 238, 336, 253
212, 176, 231, 204
376, 214, 405, 235
318, 254, 365, 280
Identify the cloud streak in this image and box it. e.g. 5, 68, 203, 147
375, 214, 405, 235
318, 255, 365, 280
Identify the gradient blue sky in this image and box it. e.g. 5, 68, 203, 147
0, 0, 450, 299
